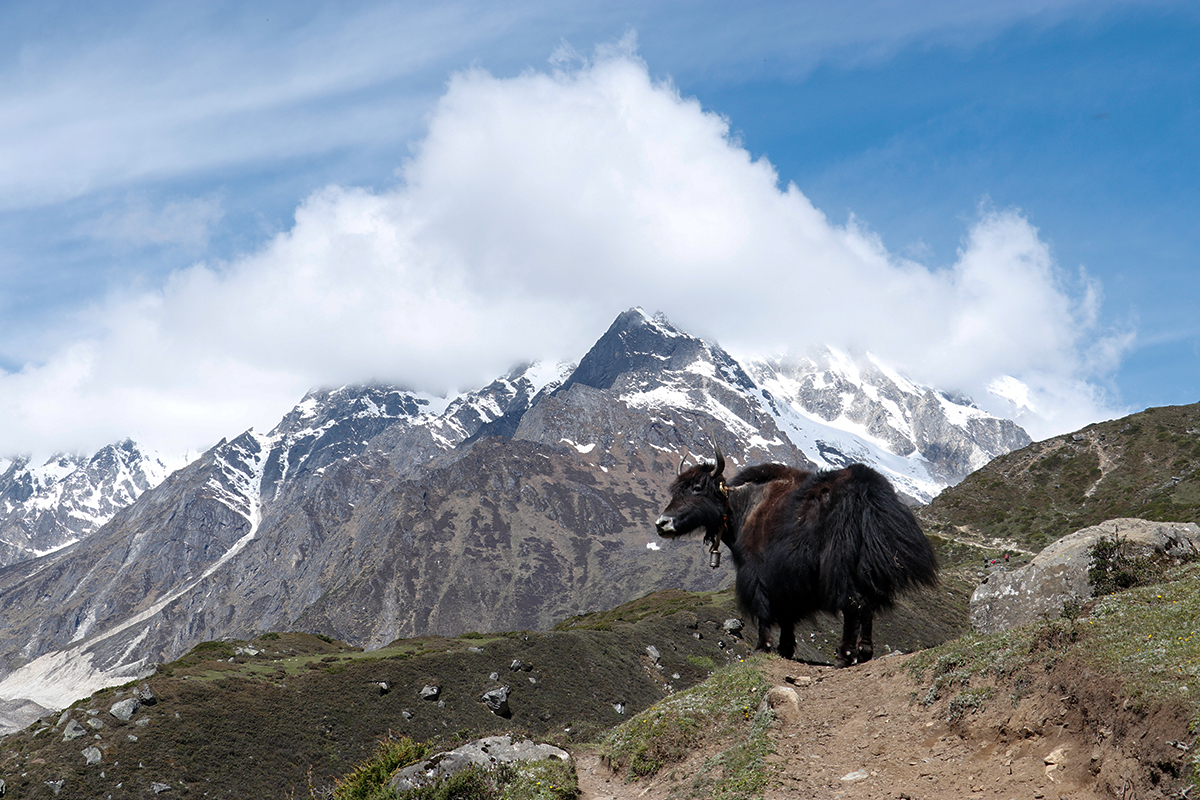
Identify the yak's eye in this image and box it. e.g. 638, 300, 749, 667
691, 485, 705, 495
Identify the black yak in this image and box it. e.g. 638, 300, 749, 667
655, 446, 938, 667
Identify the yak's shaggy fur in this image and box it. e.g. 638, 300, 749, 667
656, 451, 938, 666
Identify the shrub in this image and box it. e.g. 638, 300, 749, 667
332, 735, 428, 800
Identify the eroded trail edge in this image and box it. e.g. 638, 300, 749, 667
578, 652, 1193, 800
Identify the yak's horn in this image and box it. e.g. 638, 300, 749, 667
712, 439, 725, 477
677, 449, 689, 476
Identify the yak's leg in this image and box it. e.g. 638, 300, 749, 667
836, 606, 861, 668
776, 619, 796, 660
857, 609, 875, 663
745, 578, 774, 652
754, 622, 773, 652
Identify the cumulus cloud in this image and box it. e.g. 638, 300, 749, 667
0, 47, 1128, 457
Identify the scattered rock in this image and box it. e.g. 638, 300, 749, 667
81, 746, 102, 766
419, 684, 440, 701
374, 681, 390, 696
613, 702, 626, 715
762, 685, 801, 726
43, 780, 64, 796
481, 686, 511, 718
135, 684, 157, 705
389, 734, 569, 793
62, 720, 87, 741
86, 718, 104, 730
150, 781, 173, 793
646, 645, 660, 663
841, 769, 869, 782
723, 618, 744, 636
110, 698, 140, 721
1044, 745, 1068, 781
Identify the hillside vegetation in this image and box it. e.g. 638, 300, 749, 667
920, 402, 1200, 551
0, 581, 967, 799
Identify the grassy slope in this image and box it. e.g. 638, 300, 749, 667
0, 591, 747, 799
0, 579, 967, 800
919, 402, 1200, 552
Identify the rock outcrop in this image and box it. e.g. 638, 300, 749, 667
388, 734, 569, 793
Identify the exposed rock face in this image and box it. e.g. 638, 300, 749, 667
970, 518, 1200, 634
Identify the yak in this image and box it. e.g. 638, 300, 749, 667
655, 446, 938, 667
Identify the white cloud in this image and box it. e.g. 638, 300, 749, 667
0, 47, 1128, 457
82, 195, 225, 249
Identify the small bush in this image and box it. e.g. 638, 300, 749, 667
1088, 535, 1192, 597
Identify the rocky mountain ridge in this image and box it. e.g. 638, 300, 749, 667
0, 441, 173, 568
0, 309, 1029, 733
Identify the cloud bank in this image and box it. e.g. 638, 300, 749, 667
0, 47, 1129, 457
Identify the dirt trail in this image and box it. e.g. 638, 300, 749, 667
576, 653, 1182, 800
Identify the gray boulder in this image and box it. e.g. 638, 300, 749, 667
481, 686, 511, 718
970, 518, 1200, 634
62, 719, 88, 741
109, 697, 140, 721
82, 746, 102, 765
388, 734, 569, 793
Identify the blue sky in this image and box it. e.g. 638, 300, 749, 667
1, 1, 1197, 457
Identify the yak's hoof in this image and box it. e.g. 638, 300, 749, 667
857, 646, 874, 663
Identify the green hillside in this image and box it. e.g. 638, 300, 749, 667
920, 402, 1200, 551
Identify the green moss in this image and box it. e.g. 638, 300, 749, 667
599, 656, 772, 795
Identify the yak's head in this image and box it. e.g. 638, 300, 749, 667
655, 446, 728, 540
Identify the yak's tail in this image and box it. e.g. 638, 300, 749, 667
820, 463, 938, 609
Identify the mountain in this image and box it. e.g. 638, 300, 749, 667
0, 309, 1028, 733
0, 440, 173, 567
743, 347, 1030, 486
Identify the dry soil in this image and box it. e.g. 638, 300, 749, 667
575, 652, 1193, 800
